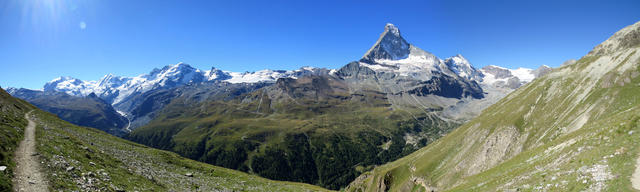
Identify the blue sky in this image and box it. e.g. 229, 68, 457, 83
1, 0, 639, 89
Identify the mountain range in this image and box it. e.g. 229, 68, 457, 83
11, 23, 549, 133
8, 23, 552, 189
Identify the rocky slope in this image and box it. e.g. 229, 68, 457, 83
0, 87, 330, 191
346, 21, 640, 192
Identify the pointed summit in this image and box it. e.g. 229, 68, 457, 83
444, 54, 484, 81
361, 23, 411, 63
384, 23, 400, 36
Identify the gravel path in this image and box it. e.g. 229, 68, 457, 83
12, 111, 48, 192
633, 153, 640, 190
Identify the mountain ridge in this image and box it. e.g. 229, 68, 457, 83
345, 20, 640, 192
25, 24, 550, 110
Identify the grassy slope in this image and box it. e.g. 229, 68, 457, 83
0, 88, 34, 191
0, 88, 330, 191
10, 90, 129, 136
129, 81, 458, 189
346, 23, 640, 191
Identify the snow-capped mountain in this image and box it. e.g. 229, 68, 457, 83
40, 23, 550, 110
226, 67, 324, 83
444, 54, 484, 82
43, 62, 328, 108
336, 23, 555, 121
358, 23, 456, 80
480, 65, 552, 89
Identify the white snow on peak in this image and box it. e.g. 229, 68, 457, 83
301, 66, 316, 71
478, 65, 538, 87
479, 72, 500, 85
385, 23, 400, 36
450, 54, 469, 66
44, 76, 99, 96
226, 70, 288, 83
224, 67, 317, 84
42, 62, 326, 105
511, 67, 535, 82
361, 45, 454, 80
443, 54, 484, 81
485, 65, 508, 70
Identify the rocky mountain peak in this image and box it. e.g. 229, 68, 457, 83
206, 67, 232, 81
444, 54, 484, 81
361, 23, 411, 63
532, 65, 553, 78
98, 74, 130, 88
43, 76, 89, 93
384, 23, 400, 36
481, 65, 512, 79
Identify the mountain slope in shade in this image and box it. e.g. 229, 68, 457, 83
7, 88, 129, 136
0, 87, 331, 191
346, 21, 640, 192
361, 23, 411, 62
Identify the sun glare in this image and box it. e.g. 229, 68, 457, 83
18, 0, 80, 31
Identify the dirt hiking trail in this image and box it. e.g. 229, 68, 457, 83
12, 111, 48, 192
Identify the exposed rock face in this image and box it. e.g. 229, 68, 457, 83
407, 73, 484, 99
532, 65, 553, 78
444, 54, 485, 81
589, 21, 640, 56
361, 23, 411, 63
335, 62, 378, 80
205, 67, 232, 81
482, 65, 513, 79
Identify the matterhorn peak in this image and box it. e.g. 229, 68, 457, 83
361, 23, 411, 63
384, 23, 400, 36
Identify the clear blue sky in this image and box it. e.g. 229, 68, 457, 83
1, 0, 639, 89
